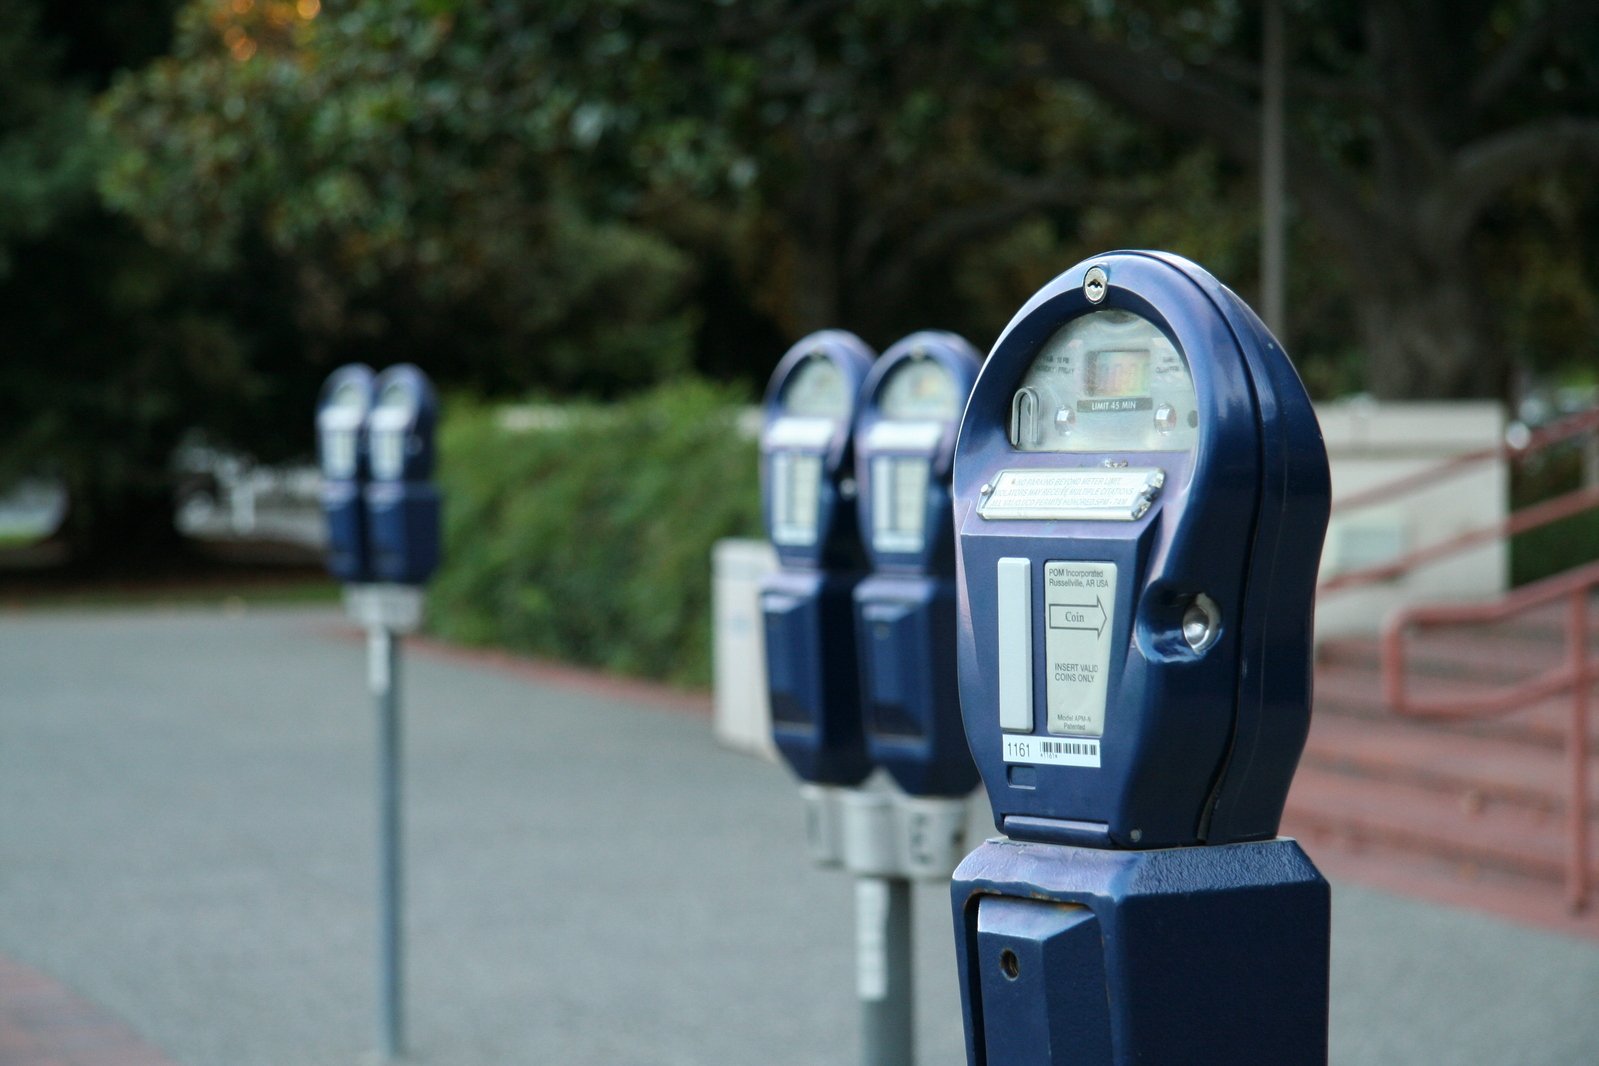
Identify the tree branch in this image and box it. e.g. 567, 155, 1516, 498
1034, 29, 1398, 263
1428, 117, 1599, 245
1470, 2, 1599, 109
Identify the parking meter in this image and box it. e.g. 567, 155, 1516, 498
317, 364, 377, 583
759, 331, 876, 786
362, 364, 442, 586
947, 251, 1331, 1064
853, 331, 981, 798
954, 251, 1330, 848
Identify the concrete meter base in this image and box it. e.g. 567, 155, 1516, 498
951, 836, 1328, 1066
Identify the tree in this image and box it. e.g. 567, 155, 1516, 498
97, 0, 701, 397
1033, 1, 1599, 399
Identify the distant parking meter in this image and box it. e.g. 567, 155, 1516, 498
317, 364, 377, 583
759, 331, 876, 786
948, 251, 1331, 1064
363, 365, 442, 586
853, 332, 981, 799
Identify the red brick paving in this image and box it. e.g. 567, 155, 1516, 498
0, 954, 176, 1066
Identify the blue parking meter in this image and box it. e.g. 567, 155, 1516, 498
956, 252, 1329, 848
317, 364, 377, 583
759, 330, 876, 786
853, 331, 982, 797
363, 365, 442, 586
948, 252, 1331, 1064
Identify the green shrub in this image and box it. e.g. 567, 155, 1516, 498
1509, 448, 1599, 586
429, 379, 762, 687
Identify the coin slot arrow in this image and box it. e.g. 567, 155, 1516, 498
1047, 596, 1108, 638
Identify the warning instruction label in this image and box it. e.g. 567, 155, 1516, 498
978, 468, 1163, 521
1043, 561, 1117, 738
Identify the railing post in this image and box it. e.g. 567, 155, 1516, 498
1568, 588, 1590, 913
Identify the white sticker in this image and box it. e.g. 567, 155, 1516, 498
863, 420, 943, 452
1044, 561, 1117, 737
855, 879, 889, 1002
978, 468, 1164, 521
770, 452, 823, 546
1001, 733, 1102, 768
765, 416, 837, 449
871, 455, 930, 553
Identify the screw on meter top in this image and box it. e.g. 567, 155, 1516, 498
759, 331, 876, 572
854, 331, 982, 576
953, 251, 1329, 850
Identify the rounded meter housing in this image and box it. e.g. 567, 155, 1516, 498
953, 251, 1329, 848
759, 330, 876, 785
362, 364, 442, 586
316, 364, 377, 583
852, 331, 982, 796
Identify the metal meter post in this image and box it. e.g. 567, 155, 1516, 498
318, 362, 441, 1062
948, 252, 1332, 1064
848, 331, 984, 1066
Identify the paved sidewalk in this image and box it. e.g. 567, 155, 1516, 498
1, 605, 1597, 1065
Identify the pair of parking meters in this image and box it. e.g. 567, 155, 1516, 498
948, 252, 1332, 1064
759, 330, 980, 804
314, 363, 441, 1062
759, 329, 982, 1066
316, 364, 442, 587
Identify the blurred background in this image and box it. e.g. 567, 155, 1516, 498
4, 0, 1597, 634
4, 4, 1599, 1063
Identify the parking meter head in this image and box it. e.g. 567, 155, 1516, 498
854, 331, 982, 576
362, 364, 442, 586
367, 365, 439, 482
853, 331, 983, 796
759, 331, 876, 786
316, 364, 377, 583
760, 331, 876, 573
953, 251, 1330, 847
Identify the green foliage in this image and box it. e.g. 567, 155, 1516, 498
1509, 449, 1599, 586
95, 0, 699, 394
427, 379, 762, 686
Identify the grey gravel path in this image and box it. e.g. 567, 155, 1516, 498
1, 605, 1596, 1065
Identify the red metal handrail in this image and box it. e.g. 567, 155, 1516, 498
1334, 406, 1599, 515
1319, 405, 1599, 596
1381, 559, 1599, 911
1321, 485, 1599, 593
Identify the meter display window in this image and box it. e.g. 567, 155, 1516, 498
1008, 310, 1198, 453
370, 383, 414, 480
781, 356, 850, 419
871, 455, 932, 553
770, 451, 823, 546
322, 381, 366, 478
879, 358, 960, 422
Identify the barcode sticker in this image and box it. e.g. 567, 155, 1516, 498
1001, 734, 1101, 768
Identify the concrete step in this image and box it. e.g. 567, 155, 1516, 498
1319, 630, 1593, 682
1283, 764, 1588, 885
1313, 661, 1599, 751
1303, 711, 1599, 817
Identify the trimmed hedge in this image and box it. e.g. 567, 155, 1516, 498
428, 380, 762, 687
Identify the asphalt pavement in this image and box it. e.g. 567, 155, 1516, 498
1, 604, 1596, 1065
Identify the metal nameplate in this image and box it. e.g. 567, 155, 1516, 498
977, 468, 1165, 521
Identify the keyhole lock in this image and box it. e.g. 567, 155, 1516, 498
1181, 593, 1222, 654
1084, 266, 1108, 303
